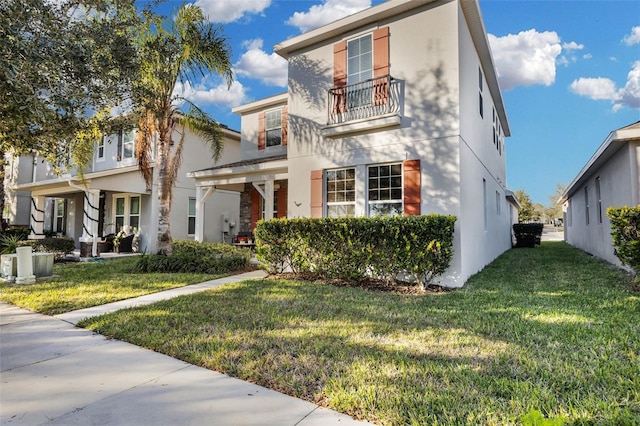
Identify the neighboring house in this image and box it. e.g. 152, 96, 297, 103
561, 121, 640, 268
4, 126, 241, 255
189, 0, 518, 287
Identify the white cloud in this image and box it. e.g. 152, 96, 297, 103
619, 61, 640, 109
623, 26, 640, 46
234, 39, 288, 87
488, 29, 562, 91
569, 77, 619, 100
286, 0, 371, 33
194, 0, 271, 23
562, 41, 584, 51
174, 80, 248, 108
569, 61, 640, 111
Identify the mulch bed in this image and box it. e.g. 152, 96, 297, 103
267, 272, 452, 295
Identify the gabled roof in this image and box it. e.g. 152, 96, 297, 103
274, 0, 509, 136
561, 121, 640, 202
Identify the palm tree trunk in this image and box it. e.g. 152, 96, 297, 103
0, 148, 5, 233
156, 118, 173, 255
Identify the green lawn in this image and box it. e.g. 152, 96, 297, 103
0, 256, 218, 315
78, 242, 640, 425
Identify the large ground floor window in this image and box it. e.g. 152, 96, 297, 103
113, 194, 140, 233
325, 162, 404, 218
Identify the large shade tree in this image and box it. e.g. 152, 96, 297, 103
0, 0, 140, 231
133, 4, 232, 255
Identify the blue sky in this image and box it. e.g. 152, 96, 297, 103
159, 0, 640, 206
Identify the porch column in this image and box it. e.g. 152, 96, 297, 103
252, 179, 275, 220
79, 189, 100, 257
195, 186, 216, 242
264, 180, 274, 220
29, 196, 46, 239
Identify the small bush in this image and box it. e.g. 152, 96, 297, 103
255, 215, 457, 288
17, 237, 75, 260
513, 223, 544, 248
607, 206, 640, 275
133, 240, 251, 274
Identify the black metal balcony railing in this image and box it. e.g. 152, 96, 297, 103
328, 75, 400, 125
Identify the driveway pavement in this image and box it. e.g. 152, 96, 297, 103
1, 270, 372, 425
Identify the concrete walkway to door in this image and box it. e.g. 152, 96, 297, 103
1, 270, 373, 425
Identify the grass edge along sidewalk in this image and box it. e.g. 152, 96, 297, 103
79, 242, 640, 425
0, 256, 223, 315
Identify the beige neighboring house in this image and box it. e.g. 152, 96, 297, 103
3, 126, 241, 255
561, 121, 640, 268
189, 0, 519, 287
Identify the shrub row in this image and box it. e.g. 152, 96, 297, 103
132, 240, 251, 274
513, 223, 544, 248
17, 237, 75, 260
254, 215, 457, 287
607, 206, 640, 276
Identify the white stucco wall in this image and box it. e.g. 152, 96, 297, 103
565, 142, 638, 267
456, 1, 512, 281
284, 0, 510, 287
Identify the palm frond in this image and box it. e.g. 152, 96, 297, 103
175, 101, 223, 162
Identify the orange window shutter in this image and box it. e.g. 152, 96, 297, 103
251, 189, 261, 229
281, 106, 288, 146
373, 27, 390, 78
403, 159, 421, 216
333, 41, 347, 87
310, 170, 323, 218
258, 112, 266, 150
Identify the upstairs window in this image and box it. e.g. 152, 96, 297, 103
479, 67, 484, 118
117, 129, 135, 161
97, 137, 105, 161
265, 109, 282, 147
258, 107, 287, 150
596, 177, 603, 224
347, 35, 373, 85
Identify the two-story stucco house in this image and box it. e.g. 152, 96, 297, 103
189, 0, 517, 287
4, 125, 241, 255
561, 121, 640, 268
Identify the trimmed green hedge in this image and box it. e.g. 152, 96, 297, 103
607, 206, 640, 275
255, 215, 457, 287
17, 237, 75, 260
513, 223, 544, 248
133, 240, 251, 274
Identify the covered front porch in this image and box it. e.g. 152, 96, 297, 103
14, 167, 153, 257
188, 155, 288, 243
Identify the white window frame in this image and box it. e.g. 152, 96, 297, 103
584, 186, 590, 225
118, 129, 135, 163
265, 109, 282, 147
596, 177, 603, 224
326, 167, 356, 218
188, 197, 196, 235
347, 34, 373, 85
479, 67, 484, 118
325, 163, 407, 218
367, 163, 403, 217
54, 199, 65, 234
112, 194, 141, 234
96, 136, 105, 162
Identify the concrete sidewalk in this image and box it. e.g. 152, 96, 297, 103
0, 271, 372, 425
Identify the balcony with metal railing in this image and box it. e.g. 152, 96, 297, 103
327, 75, 401, 128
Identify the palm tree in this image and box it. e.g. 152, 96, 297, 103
133, 4, 232, 255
